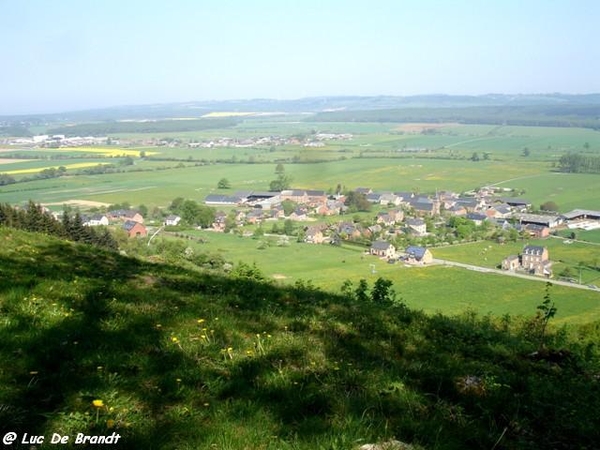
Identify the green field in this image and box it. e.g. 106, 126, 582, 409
2, 121, 600, 324
170, 231, 600, 324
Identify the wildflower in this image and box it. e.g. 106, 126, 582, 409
92, 399, 104, 424
197, 319, 205, 324
171, 336, 179, 343
29, 371, 39, 375
106, 419, 115, 429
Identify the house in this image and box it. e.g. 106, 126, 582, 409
522, 245, 551, 276
447, 204, 467, 216
280, 189, 327, 207
304, 226, 326, 244
338, 222, 362, 239
245, 209, 264, 224
123, 220, 147, 238
376, 211, 396, 227
165, 215, 181, 226
267, 206, 285, 220
466, 212, 488, 226
522, 224, 550, 239
108, 209, 144, 224
83, 214, 109, 227
289, 207, 309, 221
211, 211, 227, 232
500, 198, 532, 212
486, 204, 512, 219
454, 198, 481, 213
403, 246, 433, 264
370, 240, 396, 259
502, 255, 520, 271
408, 197, 440, 217
406, 218, 427, 236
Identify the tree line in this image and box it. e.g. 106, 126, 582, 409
558, 153, 600, 174
0, 201, 117, 250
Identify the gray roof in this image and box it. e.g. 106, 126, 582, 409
407, 218, 425, 226
371, 240, 393, 250
562, 209, 600, 220
523, 245, 545, 255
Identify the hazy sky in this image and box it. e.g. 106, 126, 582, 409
1, 0, 599, 114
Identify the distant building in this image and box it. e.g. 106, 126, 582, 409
403, 246, 433, 265
123, 220, 147, 238
370, 241, 396, 259
502, 245, 552, 277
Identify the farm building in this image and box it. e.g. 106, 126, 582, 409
123, 220, 147, 238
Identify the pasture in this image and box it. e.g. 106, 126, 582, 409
433, 238, 600, 285
173, 230, 600, 324
2, 122, 600, 214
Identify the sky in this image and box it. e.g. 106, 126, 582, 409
1, 0, 599, 115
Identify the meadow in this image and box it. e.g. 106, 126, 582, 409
1, 227, 599, 449
172, 230, 600, 324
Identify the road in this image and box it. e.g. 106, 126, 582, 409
431, 258, 600, 292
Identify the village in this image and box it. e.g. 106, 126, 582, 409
68, 184, 600, 280
1, 132, 353, 149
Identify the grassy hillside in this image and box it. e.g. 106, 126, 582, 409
1, 227, 599, 449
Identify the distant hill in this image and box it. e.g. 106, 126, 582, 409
3, 93, 600, 124
1, 226, 599, 449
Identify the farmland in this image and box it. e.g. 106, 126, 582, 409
1, 118, 600, 325
173, 230, 600, 324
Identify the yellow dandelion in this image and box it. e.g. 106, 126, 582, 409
171, 336, 179, 343
197, 319, 205, 324
92, 399, 104, 408
106, 419, 115, 429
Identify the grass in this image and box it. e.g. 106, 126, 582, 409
2, 122, 600, 213
166, 230, 600, 324
1, 227, 600, 449
433, 238, 600, 286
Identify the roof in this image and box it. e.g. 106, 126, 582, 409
123, 220, 143, 231
562, 209, 600, 220
371, 240, 393, 250
523, 245, 546, 255
407, 218, 425, 226
500, 198, 531, 206
109, 209, 140, 218
467, 213, 487, 221
405, 246, 428, 260
204, 194, 240, 204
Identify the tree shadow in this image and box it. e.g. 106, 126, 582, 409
0, 236, 599, 449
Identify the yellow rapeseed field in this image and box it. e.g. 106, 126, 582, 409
51, 147, 159, 157
5, 162, 113, 175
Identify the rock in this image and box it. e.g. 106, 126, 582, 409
359, 440, 414, 450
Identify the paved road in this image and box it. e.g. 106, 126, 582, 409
431, 258, 600, 292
